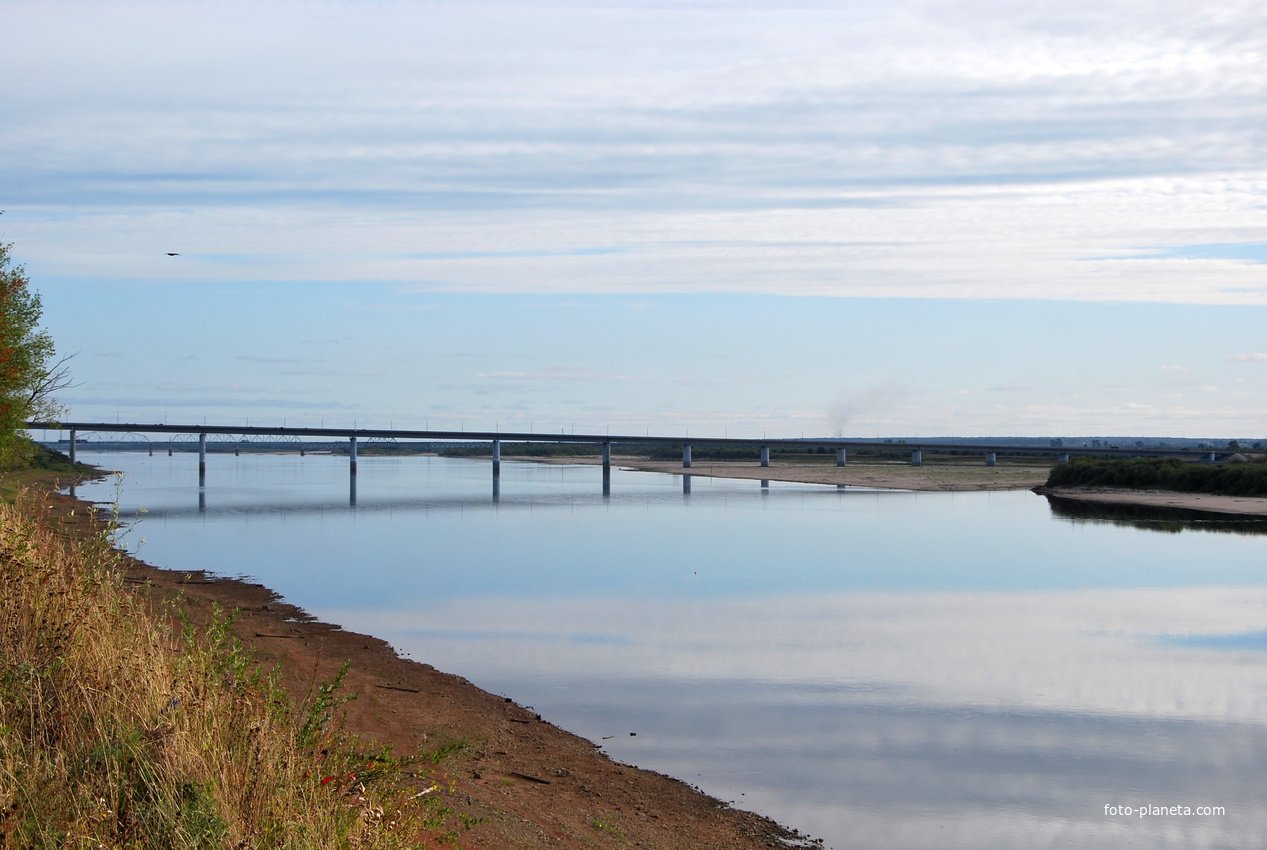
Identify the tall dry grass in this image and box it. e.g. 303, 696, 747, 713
0, 495, 469, 848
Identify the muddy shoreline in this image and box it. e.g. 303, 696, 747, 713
47, 476, 811, 850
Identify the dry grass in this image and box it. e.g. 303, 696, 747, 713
0, 493, 471, 849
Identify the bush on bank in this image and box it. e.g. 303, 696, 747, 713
1044, 456, 1267, 497
0, 492, 469, 849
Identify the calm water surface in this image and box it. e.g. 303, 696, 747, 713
75, 452, 1267, 849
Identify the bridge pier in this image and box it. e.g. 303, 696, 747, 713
69, 428, 76, 464
760, 446, 770, 467
836, 448, 847, 466
1208, 451, 1217, 463
349, 436, 357, 476
1057, 453, 1070, 464
910, 448, 923, 467
492, 439, 501, 479
683, 443, 692, 468
986, 451, 997, 467
198, 432, 207, 486
602, 441, 611, 497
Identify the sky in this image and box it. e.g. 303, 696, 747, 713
4, 0, 1267, 439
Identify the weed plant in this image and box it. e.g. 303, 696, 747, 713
0, 494, 470, 848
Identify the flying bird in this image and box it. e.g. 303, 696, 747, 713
166, 252, 180, 256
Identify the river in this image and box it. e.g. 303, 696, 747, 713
73, 451, 1267, 849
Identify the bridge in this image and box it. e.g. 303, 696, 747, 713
29, 420, 1222, 491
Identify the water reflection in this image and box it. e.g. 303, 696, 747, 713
70, 453, 1267, 849
347, 587, 1267, 850
349, 587, 1267, 849
1045, 494, 1267, 535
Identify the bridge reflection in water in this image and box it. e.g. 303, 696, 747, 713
36, 420, 1222, 511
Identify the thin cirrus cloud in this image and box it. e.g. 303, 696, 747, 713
4, 1, 1267, 305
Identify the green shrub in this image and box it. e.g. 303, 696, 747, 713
1045, 456, 1267, 496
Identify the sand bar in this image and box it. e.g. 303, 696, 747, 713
524, 455, 1053, 491
531, 455, 1267, 518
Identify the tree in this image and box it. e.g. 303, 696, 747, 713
0, 238, 71, 466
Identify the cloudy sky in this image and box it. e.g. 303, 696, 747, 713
5, 0, 1267, 437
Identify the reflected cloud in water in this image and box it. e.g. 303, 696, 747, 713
339, 587, 1267, 848
73, 453, 1267, 849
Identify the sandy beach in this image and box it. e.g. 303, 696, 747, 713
527, 454, 1053, 491
534, 455, 1267, 518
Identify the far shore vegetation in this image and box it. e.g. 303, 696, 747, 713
1044, 456, 1267, 497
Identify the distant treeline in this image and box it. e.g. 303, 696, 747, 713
1045, 456, 1267, 497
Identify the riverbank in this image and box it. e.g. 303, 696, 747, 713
1034, 485, 1267, 518
26, 473, 809, 849
523, 454, 1052, 491
533, 455, 1267, 517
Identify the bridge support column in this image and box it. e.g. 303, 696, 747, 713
986, 452, 997, 467
69, 428, 76, 464
1057, 453, 1070, 464
492, 439, 501, 479
910, 448, 923, 467
1208, 451, 1217, 463
349, 436, 357, 476
198, 433, 207, 486
836, 448, 847, 467
760, 446, 770, 467
602, 441, 611, 497
683, 443, 692, 468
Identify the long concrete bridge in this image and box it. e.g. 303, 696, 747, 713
30, 420, 1222, 489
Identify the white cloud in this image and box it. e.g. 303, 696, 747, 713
5, 1, 1267, 304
